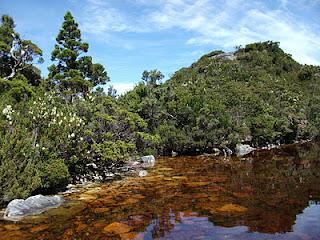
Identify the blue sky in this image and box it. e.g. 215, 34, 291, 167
1, 0, 320, 93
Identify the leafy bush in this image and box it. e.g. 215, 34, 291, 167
40, 159, 70, 190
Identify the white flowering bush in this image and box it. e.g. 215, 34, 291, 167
1, 105, 14, 125
0, 87, 159, 203
0, 91, 87, 200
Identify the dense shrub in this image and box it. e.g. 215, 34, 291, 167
121, 41, 320, 154
0, 89, 159, 202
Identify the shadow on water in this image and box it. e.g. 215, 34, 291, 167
1, 142, 320, 239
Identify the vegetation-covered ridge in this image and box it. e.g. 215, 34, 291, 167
121, 41, 320, 155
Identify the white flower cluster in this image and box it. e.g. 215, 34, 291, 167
29, 95, 85, 129
87, 94, 95, 102
67, 132, 75, 138
2, 105, 14, 125
67, 112, 84, 127
67, 133, 85, 141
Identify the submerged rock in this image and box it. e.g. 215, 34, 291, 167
103, 222, 132, 234
217, 203, 248, 213
138, 170, 148, 177
236, 144, 255, 156
4, 195, 63, 218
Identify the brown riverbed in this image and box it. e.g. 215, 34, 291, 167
1, 142, 320, 240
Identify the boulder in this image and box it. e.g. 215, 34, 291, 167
142, 162, 155, 168
223, 147, 233, 157
4, 195, 63, 218
139, 155, 155, 168
140, 155, 155, 163
212, 148, 221, 156
86, 163, 98, 169
236, 144, 255, 156
171, 151, 178, 157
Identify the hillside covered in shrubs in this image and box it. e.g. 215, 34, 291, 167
121, 42, 320, 155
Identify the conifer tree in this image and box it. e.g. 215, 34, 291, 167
48, 11, 109, 97
142, 69, 164, 88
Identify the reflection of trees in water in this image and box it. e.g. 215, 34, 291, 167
117, 144, 320, 237
149, 212, 175, 239
204, 142, 320, 233
96, 142, 320, 236
136, 142, 320, 235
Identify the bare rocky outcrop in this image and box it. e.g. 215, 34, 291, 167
209, 52, 236, 61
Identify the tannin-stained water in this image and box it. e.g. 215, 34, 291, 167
1, 142, 320, 240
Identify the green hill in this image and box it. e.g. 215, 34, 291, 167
121, 41, 320, 155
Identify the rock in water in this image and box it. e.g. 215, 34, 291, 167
138, 170, 148, 177
171, 151, 178, 157
236, 144, 255, 156
4, 195, 63, 218
140, 155, 155, 163
212, 148, 221, 156
223, 147, 233, 157
140, 155, 156, 167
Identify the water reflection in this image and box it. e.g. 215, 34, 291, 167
163, 203, 320, 240
0, 142, 320, 240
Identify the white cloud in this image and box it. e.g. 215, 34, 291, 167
81, 0, 320, 65
148, 0, 320, 65
82, 0, 151, 34
280, 0, 288, 7
82, 7, 132, 33
108, 83, 135, 95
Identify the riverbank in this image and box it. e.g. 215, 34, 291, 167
1, 140, 315, 209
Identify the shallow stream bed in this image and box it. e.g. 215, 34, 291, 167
1, 142, 320, 239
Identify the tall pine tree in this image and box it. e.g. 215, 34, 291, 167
48, 11, 109, 97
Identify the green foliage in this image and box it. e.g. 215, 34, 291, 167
48, 12, 109, 97
0, 120, 41, 201
122, 41, 320, 154
93, 141, 136, 162
0, 75, 34, 102
75, 93, 159, 164
142, 69, 164, 88
40, 159, 70, 190
250, 113, 280, 145
0, 86, 159, 202
0, 15, 43, 82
